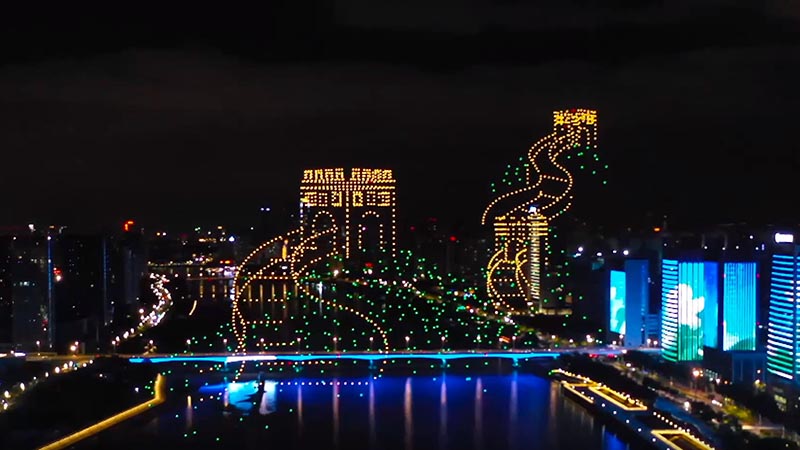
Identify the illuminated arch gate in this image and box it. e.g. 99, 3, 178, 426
231, 168, 396, 355
300, 168, 397, 261
483, 109, 599, 314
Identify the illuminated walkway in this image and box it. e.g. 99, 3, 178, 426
555, 369, 716, 450
128, 350, 566, 365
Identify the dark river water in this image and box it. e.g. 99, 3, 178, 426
78, 373, 630, 450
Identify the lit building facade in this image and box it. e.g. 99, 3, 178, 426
607, 259, 654, 348
482, 109, 603, 313
299, 168, 396, 261
661, 260, 719, 362
767, 252, 800, 382
722, 262, 757, 351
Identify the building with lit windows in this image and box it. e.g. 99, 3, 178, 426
608, 259, 654, 348
766, 250, 800, 383
661, 260, 719, 362
660, 255, 760, 364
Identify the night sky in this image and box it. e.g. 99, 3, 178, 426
2, 1, 799, 233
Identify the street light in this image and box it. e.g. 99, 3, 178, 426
441, 336, 446, 351
369, 336, 374, 352
512, 336, 516, 350
223, 338, 228, 352
405, 336, 410, 351
186, 339, 191, 353
296, 337, 301, 353
692, 369, 702, 399
36, 340, 41, 353
332, 336, 338, 352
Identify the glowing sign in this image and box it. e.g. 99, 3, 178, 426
553, 109, 597, 126
775, 232, 794, 244
609, 270, 626, 335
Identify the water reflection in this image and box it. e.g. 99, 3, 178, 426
174, 375, 629, 450
439, 379, 447, 450
215, 380, 277, 415
333, 380, 340, 447
369, 380, 376, 448
298, 385, 304, 433
509, 374, 517, 450
474, 378, 483, 450
404, 378, 413, 450
258, 381, 277, 415
185, 395, 193, 430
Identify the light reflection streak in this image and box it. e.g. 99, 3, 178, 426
509, 374, 517, 449
439, 378, 447, 450
333, 379, 340, 447
369, 380, 376, 448
185, 395, 193, 430
474, 378, 483, 450
297, 385, 304, 434
404, 377, 413, 450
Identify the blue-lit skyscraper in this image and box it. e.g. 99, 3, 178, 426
661, 260, 679, 361
607, 260, 651, 348
609, 270, 626, 335
767, 253, 800, 382
723, 262, 757, 351
661, 260, 719, 362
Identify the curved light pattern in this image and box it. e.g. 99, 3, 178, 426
225, 167, 527, 364
482, 109, 600, 312
298, 282, 390, 352
231, 226, 339, 353
231, 168, 397, 356
111, 273, 173, 347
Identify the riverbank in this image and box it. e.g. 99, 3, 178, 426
553, 369, 716, 450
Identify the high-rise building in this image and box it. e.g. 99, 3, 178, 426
721, 262, 758, 351
2, 231, 54, 351
661, 257, 760, 363
661, 260, 719, 362
606, 259, 657, 348
767, 251, 800, 382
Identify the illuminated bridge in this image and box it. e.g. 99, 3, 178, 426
127, 348, 624, 365
130, 350, 559, 366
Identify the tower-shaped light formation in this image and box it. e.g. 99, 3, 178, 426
482, 109, 600, 313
